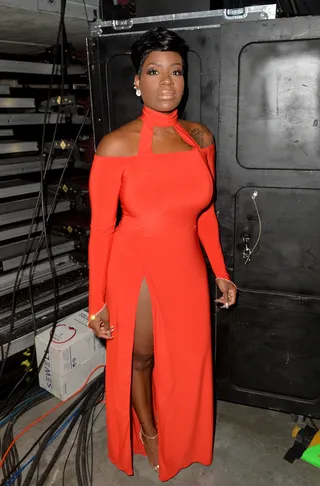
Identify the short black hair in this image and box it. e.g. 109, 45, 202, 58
131, 27, 189, 75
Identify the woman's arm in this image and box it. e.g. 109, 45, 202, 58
88, 146, 124, 320
197, 143, 230, 280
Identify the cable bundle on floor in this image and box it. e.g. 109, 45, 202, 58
0, 390, 51, 486
0, 371, 105, 486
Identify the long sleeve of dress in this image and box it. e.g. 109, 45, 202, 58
197, 144, 230, 280
88, 154, 124, 318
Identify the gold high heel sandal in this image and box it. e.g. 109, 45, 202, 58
139, 428, 160, 473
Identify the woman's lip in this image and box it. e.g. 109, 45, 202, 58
159, 92, 175, 98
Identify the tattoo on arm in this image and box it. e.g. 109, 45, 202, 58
190, 128, 205, 148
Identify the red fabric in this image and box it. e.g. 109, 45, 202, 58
88, 106, 229, 481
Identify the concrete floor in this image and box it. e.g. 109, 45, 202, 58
6, 399, 320, 485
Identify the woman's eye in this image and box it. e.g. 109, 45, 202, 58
172, 70, 183, 76
147, 68, 159, 75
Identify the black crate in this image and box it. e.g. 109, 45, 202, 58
217, 15, 320, 417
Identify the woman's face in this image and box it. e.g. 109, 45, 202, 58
135, 50, 185, 113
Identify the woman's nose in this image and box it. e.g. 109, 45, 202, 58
160, 74, 174, 86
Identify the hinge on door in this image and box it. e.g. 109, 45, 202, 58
224, 8, 248, 20
112, 19, 133, 30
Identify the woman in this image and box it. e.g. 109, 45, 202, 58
88, 27, 237, 482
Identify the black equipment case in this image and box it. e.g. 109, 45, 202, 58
87, 5, 320, 418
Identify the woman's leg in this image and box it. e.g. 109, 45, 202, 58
132, 278, 158, 467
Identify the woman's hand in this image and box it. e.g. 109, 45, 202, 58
88, 306, 114, 340
215, 278, 237, 309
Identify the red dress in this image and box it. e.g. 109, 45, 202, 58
88, 106, 229, 481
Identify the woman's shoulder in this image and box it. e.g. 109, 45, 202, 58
96, 119, 141, 157
179, 120, 214, 149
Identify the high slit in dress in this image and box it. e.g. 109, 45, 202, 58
88, 105, 230, 482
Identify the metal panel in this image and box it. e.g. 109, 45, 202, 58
135, 0, 210, 17
0, 277, 86, 322
90, 5, 276, 35
50, 210, 90, 237
0, 85, 10, 94
0, 141, 38, 155
0, 235, 75, 272
0, 113, 87, 126
0, 253, 75, 296
0, 129, 13, 137
37, 0, 98, 20
0, 180, 40, 198
0, 220, 43, 242
0, 59, 59, 75
0, 112, 64, 126
0, 197, 70, 226
1, 291, 88, 355
0, 155, 68, 177
0, 97, 35, 108
217, 16, 320, 416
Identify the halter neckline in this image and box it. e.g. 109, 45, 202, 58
141, 105, 178, 128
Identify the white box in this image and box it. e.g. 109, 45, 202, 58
35, 308, 105, 401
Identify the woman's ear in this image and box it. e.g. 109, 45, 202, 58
134, 74, 140, 90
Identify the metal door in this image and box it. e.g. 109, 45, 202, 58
217, 16, 320, 416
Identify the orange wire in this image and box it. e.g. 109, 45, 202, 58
0, 365, 105, 469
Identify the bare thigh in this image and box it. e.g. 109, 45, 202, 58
133, 278, 154, 368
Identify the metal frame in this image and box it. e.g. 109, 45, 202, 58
0, 98, 35, 109
90, 5, 276, 35
1, 291, 88, 356
0, 220, 44, 242
0, 180, 40, 199
0, 253, 78, 296
0, 141, 38, 155
0, 236, 75, 272
0, 155, 69, 176
0, 198, 70, 226
0, 59, 59, 75
0, 129, 13, 137
0, 113, 88, 126
0, 113, 64, 126
0, 85, 10, 94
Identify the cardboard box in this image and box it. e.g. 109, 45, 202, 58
35, 308, 105, 401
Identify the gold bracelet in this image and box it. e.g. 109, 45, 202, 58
215, 278, 237, 289
88, 304, 107, 325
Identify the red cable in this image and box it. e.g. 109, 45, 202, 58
0, 365, 105, 469
50, 324, 77, 344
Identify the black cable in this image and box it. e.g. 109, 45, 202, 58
35, 443, 40, 486
27, 0, 68, 375
32, 412, 81, 486
82, 0, 91, 33
88, 403, 96, 485
0, 392, 51, 485
62, 398, 104, 486
289, 0, 299, 15
88, 401, 105, 485
6, 0, 69, 410
0, 0, 66, 397
20, 375, 104, 486
0, 389, 47, 423
310, 417, 319, 431
299, 0, 312, 15
2, 377, 99, 484
75, 384, 104, 486
62, 418, 82, 486
0, 107, 90, 418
